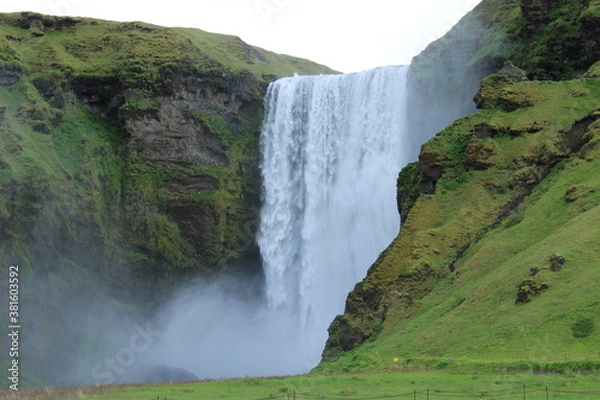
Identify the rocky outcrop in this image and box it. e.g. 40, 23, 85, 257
120, 68, 268, 276
497, 60, 529, 82
0, 63, 21, 86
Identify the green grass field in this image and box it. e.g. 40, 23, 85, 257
1, 371, 600, 399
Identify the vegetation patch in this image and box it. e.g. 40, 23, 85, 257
572, 317, 595, 338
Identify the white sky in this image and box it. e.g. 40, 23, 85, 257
1, 0, 481, 73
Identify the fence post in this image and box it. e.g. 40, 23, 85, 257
545, 386, 549, 400
414, 389, 417, 400
523, 384, 526, 400
427, 387, 430, 400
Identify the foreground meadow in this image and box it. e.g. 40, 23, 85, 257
1, 370, 600, 400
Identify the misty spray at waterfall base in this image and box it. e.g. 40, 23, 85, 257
80, 66, 413, 383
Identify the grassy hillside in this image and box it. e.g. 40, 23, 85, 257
0, 13, 332, 82
0, 12, 333, 387
322, 62, 600, 372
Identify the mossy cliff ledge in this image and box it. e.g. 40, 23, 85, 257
0, 12, 332, 385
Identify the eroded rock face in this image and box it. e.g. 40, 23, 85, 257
49, 55, 267, 278
474, 62, 532, 111
127, 102, 227, 166
118, 69, 266, 273
124, 71, 263, 165
15, 12, 81, 33
497, 61, 529, 82
0, 64, 21, 86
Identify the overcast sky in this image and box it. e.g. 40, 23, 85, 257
1, 0, 481, 73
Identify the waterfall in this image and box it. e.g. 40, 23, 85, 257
258, 65, 411, 366
143, 66, 412, 380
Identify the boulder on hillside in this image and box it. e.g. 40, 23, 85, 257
497, 61, 529, 82
474, 61, 530, 110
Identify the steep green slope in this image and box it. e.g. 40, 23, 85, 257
0, 12, 333, 386
322, 63, 600, 371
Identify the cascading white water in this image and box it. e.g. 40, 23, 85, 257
259, 65, 411, 365
140, 66, 412, 380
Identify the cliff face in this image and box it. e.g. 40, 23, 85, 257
0, 12, 332, 385
322, 0, 600, 368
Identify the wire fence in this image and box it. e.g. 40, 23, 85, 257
253, 385, 600, 400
